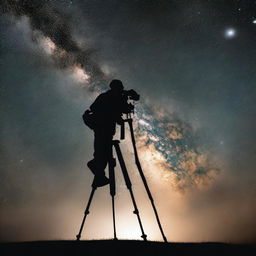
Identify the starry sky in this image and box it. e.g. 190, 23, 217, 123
1, 0, 256, 243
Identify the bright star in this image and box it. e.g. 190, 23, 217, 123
225, 28, 236, 38
253, 19, 256, 24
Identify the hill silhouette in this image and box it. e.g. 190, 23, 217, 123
1, 240, 255, 256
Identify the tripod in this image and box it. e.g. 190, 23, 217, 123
76, 118, 168, 242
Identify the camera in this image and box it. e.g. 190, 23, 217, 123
122, 89, 140, 114
123, 89, 140, 101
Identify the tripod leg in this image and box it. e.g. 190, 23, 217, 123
109, 156, 117, 240
76, 186, 97, 241
113, 140, 147, 241
128, 119, 168, 243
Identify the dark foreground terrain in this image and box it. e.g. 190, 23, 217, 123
1, 240, 256, 256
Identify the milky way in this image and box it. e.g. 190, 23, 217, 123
134, 102, 219, 191
1, 0, 219, 192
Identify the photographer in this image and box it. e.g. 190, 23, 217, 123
85, 79, 139, 187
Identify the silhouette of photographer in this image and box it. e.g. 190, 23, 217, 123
83, 79, 139, 187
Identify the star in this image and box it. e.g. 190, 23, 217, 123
253, 19, 256, 24
225, 28, 236, 38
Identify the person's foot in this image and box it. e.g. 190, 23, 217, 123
92, 175, 110, 188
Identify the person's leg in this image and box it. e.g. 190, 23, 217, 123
87, 129, 112, 181
94, 131, 111, 174
87, 131, 105, 174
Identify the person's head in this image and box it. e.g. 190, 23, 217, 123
109, 79, 124, 94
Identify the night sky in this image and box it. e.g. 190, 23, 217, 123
1, 0, 256, 243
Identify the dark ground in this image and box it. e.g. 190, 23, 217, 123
1, 240, 256, 256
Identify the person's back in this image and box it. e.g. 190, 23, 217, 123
87, 79, 125, 187
90, 81, 126, 134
